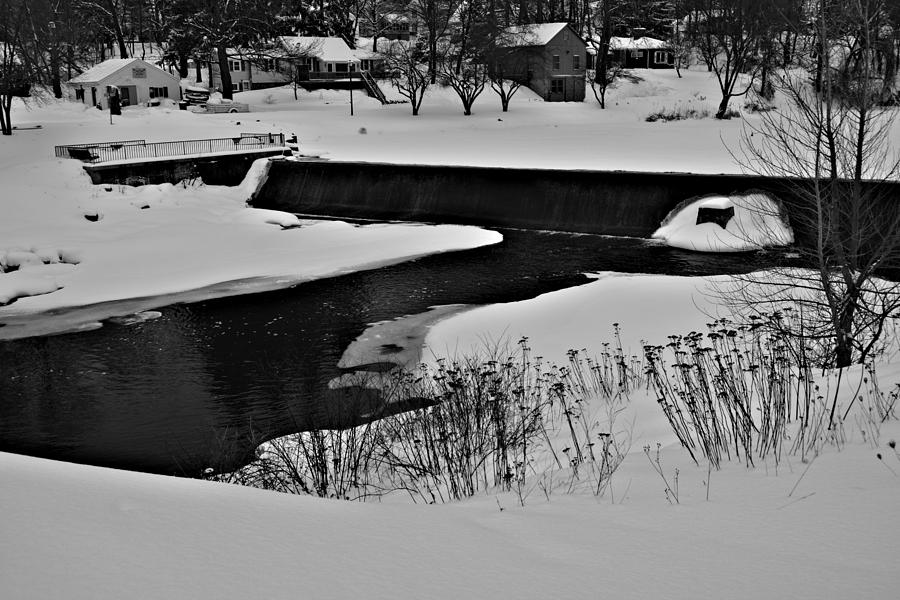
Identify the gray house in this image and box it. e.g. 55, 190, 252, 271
496, 23, 586, 102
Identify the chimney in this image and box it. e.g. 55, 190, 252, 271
632, 27, 646, 40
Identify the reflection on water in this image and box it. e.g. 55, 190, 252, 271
0, 229, 798, 475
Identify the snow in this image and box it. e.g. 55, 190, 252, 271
2, 67, 900, 598
609, 36, 671, 50
279, 36, 358, 63
67, 58, 144, 84
502, 23, 571, 46
652, 192, 795, 252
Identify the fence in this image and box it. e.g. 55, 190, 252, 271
55, 133, 286, 164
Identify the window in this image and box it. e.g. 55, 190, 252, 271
573, 54, 581, 70
631, 50, 644, 58
229, 60, 242, 72
654, 51, 670, 65
551, 79, 563, 94
132, 67, 146, 78
551, 55, 560, 70
261, 58, 276, 72
149, 86, 168, 98
231, 82, 239, 92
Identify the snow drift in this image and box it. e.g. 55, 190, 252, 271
652, 192, 794, 252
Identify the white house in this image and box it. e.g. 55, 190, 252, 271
280, 36, 361, 74
67, 58, 180, 109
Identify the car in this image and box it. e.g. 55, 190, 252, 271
182, 85, 211, 105
203, 98, 250, 113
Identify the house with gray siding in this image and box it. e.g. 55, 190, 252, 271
496, 23, 586, 102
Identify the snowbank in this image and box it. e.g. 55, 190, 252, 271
2, 411, 897, 600
0, 154, 501, 336
652, 192, 794, 252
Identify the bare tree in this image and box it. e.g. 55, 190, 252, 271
585, 0, 625, 108
468, 14, 523, 111
409, 0, 462, 84
384, 39, 430, 115
0, 0, 44, 135
77, 0, 131, 59
689, 0, 767, 118
268, 37, 322, 100
440, 54, 488, 115
185, 0, 291, 100
730, 0, 900, 369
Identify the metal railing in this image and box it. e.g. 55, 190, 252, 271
304, 71, 362, 80
55, 133, 286, 164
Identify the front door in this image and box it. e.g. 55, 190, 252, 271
119, 86, 132, 106
549, 78, 565, 101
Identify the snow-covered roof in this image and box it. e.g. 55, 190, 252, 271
352, 46, 382, 61
279, 36, 358, 63
609, 36, 670, 51
68, 58, 172, 84
501, 23, 572, 47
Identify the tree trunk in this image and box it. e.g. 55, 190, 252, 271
196, 59, 203, 83
715, 95, 730, 119
1, 99, 12, 135
429, 35, 437, 84
217, 46, 233, 99
50, 47, 63, 98
107, 0, 128, 59
178, 54, 189, 79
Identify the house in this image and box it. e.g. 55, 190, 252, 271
608, 35, 674, 69
358, 13, 418, 42
352, 41, 387, 77
66, 58, 180, 110
496, 23, 586, 102
281, 36, 362, 76
207, 51, 290, 93
208, 37, 367, 93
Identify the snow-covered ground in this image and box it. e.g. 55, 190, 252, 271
2, 68, 899, 598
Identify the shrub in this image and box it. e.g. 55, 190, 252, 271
214, 335, 641, 504
646, 105, 711, 122
644, 313, 895, 469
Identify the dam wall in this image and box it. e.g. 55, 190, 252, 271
253, 159, 899, 239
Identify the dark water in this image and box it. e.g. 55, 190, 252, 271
0, 228, 796, 475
